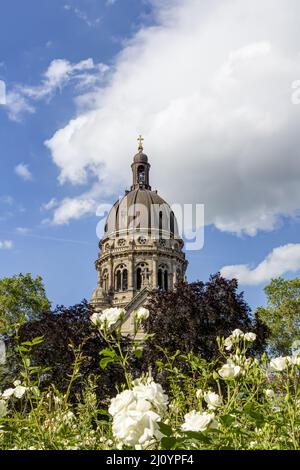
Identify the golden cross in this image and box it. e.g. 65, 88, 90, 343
137, 134, 144, 151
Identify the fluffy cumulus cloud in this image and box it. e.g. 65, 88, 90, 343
49, 197, 98, 225
14, 163, 33, 182
6, 58, 108, 121
44, 0, 300, 231
221, 243, 300, 285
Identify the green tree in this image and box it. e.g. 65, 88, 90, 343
0, 273, 50, 333
257, 277, 300, 355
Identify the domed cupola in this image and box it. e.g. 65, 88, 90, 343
91, 136, 188, 334
131, 135, 151, 190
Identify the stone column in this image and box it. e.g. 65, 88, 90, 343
152, 256, 158, 289
109, 256, 114, 291
172, 263, 177, 289
128, 253, 134, 291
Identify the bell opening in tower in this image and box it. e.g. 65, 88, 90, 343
138, 165, 145, 184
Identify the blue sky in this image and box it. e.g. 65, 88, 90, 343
0, 0, 300, 311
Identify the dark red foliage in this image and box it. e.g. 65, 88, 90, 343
143, 273, 269, 367
17, 301, 126, 402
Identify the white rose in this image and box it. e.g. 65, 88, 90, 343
135, 307, 150, 321
231, 329, 244, 338
264, 389, 275, 399
109, 390, 137, 417
181, 411, 219, 432
112, 409, 162, 449
244, 332, 257, 342
195, 389, 203, 399
291, 356, 300, 367
224, 337, 233, 351
101, 308, 125, 329
292, 339, 300, 351
2, 388, 15, 400
91, 308, 125, 329
204, 391, 222, 410
13, 380, 21, 387
133, 380, 168, 415
218, 363, 241, 379
0, 399, 7, 418
90, 312, 102, 326
269, 356, 291, 372
14, 385, 27, 399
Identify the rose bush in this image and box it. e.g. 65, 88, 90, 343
0, 311, 299, 450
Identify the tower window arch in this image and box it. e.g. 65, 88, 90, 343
138, 165, 145, 184
164, 270, 169, 291
158, 264, 169, 291
136, 267, 142, 290
170, 211, 175, 236
102, 269, 109, 292
115, 264, 128, 292
123, 269, 128, 291
159, 210, 163, 238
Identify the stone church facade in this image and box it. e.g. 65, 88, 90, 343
91, 137, 188, 335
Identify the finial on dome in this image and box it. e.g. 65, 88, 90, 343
137, 134, 144, 151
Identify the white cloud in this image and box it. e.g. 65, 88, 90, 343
64, 4, 101, 28
0, 80, 6, 105
41, 198, 59, 211
221, 243, 300, 285
14, 163, 33, 182
16, 227, 31, 235
44, 0, 300, 232
5, 58, 108, 121
5, 91, 35, 121
0, 240, 13, 250
50, 197, 98, 225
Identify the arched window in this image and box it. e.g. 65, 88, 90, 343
136, 268, 142, 290
170, 211, 175, 236
102, 270, 108, 292
158, 269, 163, 290
164, 270, 169, 291
138, 165, 145, 183
158, 265, 169, 291
116, 270, 122, 291
115, 265, 128, 292
122, 269, 128, 291
159, 211, 163, 235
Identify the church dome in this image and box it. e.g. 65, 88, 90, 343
104, 188, 179, 240
133, 151, 148, 163
91, 136, 188, 320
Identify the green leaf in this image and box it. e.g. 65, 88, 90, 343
244, 403, 265, 426
17, 346, 29, 352
99, 357, 114, 369
158, 422, 173, 437
184, 431, 211, 444
161, 436, 177, 450
134, 349, 143, 359
31, 336, 44, 346
100, 348, 116, 358
220, 414, 236, 427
